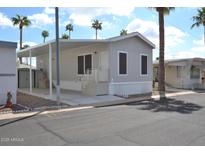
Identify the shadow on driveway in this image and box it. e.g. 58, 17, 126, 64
127, 98, 203, 114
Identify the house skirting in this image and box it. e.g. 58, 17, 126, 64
109, 81, 152, 97
52, 80, 153, 97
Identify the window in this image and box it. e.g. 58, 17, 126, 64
78, 54, 92, 75
119, 52, 127, 75
78, 56, 84, 74
141, 55, 147, 75
190, 65, 200, 79
85, 54, 92, 74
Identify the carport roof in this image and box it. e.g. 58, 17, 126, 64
17, 32, 155, 57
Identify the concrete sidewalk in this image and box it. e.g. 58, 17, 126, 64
0, 90, 196, 121
152, 91, 196, 99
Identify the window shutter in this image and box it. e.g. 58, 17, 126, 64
85, 54, 92, 74
141, 55, 147, 75
119, 52, 127, 74
78, 56, 84, 74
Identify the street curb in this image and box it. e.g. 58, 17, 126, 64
84, 96, 152, 108
0, 106, 93, 121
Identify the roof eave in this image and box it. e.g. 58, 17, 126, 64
107, 32, 155, 49
0, 40, 17, 48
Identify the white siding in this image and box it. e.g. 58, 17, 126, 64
0, 46, 17, 104
108, 37, 153, 96
36, 43, 109, 90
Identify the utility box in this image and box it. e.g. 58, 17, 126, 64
0, 41, 17, 104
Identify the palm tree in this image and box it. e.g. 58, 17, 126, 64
92, 19, 102, 39
42, 30, 49, 43
65, 23, 73, 39
120, 29, 128, 36
11, 14, 31, 49
191, 7, 205, 44
152, 7, 175, 99
61, 33, 69, 39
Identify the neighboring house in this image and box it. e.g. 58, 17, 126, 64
17, 32, 155, 97
153, 58, 205, 89
0, 41, 17, 104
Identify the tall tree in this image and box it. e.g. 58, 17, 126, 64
153, 7, 175, 99
42, 30, 49, 43
92, 19, 102, 39
11, 14, 31, 49
120, 29, 128, 36
191, 7, 205, 44
61, 33, 69, 39
65, 23, 73, 39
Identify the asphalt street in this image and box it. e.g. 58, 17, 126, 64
1, 92, 205, 145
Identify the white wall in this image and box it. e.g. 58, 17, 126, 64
0, 46, 17, 104
109, 37, 153, 83
36, 43, 109, 90
108, 37, 153, 96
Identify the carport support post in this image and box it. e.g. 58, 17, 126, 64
49, 43, 53, 96
55, 7, 61, 107
29, 49, 32, 93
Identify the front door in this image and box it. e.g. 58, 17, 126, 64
98, 51, 108, 81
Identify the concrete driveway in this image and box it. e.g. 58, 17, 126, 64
1, 91, 205, 145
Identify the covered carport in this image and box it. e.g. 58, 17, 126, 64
17, 39, 108, 101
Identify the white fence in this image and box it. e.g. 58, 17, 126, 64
81, 68, 109, 83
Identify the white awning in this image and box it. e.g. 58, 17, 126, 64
17, 31, 156, 58
17, 39, 107, 57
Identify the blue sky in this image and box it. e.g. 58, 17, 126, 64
0, 7, 204, 60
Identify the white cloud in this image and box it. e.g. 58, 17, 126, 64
170, 47, 205, 59
69, 13, 92, 26
106, 7, 135, 16
193, 36, 204, 46
0, 12, 13, 27
28, 13, 54, 28
126, 18, 187, 49
171, 51, 203, 59
23, 41, 37, 47
183, 36, 205, 58
44, 7, 55, 14
165, 26, 187, 47
101, 20, 114, 30
166, 36, 205, 59
63, 7, 135, 27
126, 18, 158, 38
